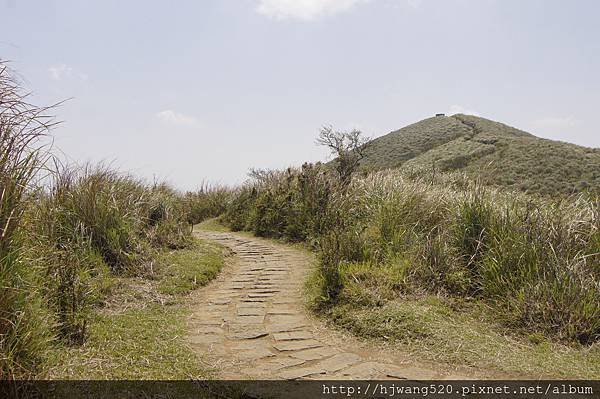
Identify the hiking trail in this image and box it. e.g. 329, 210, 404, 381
187, 230, 494, 381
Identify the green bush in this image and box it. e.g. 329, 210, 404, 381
223, 164, 335, 244
224, 166, 600, 344
27, 165, 194, 342
183, 184, 232, 225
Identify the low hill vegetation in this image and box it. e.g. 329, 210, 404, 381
0, 63, 227, 379
360, 114, 600, 196
221, 156, 600, 376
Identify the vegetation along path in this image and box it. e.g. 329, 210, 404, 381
188, 230, 498, 381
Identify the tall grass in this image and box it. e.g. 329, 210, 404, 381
0, 61, 55, 379
27, 164, 195, 344
183, 183, 232, 226
0, 61, 205, 377
224, 165, 600, 344
224, 163, 335, 244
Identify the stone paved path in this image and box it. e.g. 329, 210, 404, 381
187, 231, 469, 382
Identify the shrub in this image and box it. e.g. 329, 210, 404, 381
224, 167, 600, 344
184, 184, 232, 225
28, 164, 193, 343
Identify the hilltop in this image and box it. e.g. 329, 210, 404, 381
359, 114, 600, 196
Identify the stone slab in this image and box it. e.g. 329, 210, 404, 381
290, 347, 339, 361
273, 340, 323, 352
314, 353, 362, 373
272, 331, 313, 341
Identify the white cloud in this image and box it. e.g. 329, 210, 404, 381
531, 116, 578, 131
447, 104, 480, 116
48, 64, 88, 81
155, 110, 200, 127
48, 64, 73, 81
256, 0, 369, 21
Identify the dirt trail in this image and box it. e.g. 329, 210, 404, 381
187, 231, 482, 381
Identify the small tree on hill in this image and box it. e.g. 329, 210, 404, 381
316, 126, 371, 187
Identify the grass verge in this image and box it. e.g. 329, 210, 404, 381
312, 290, 600, 379
43, 237, 225, 379
157, 240, 224, 296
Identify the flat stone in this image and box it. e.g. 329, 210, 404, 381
265, 323, 307, 333
228, 324, 268, 340
273, 340, 323, 352
236, 348, 276, 361
261, 357, 307, 371
236, 302, 267, 314
268, 315, 305, 324
279, 367, 326, 380
315, 353, 362, 373
232, 315, 265, 324
272, 331, 313, 341
290, 347, 339, 361
237, 308, 266, 316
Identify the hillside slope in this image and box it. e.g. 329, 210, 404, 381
360, 114, 600, 196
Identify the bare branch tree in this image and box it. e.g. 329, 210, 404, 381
316, 125, 371, 186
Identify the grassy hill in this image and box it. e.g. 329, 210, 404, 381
360, 114, 600, 196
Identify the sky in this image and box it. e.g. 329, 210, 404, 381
1, 0, 599, 189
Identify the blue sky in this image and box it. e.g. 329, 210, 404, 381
1, 0, 599, 189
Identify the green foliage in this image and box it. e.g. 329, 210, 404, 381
224, 186, 257, 232
0, 62, 226, 380
44, 238, 225, 380
224, 164, 335, 244
183, 184, 232, 226
359, 115, 474, 170
0, 61, 55, 379
360, 114, 600, 196
452, 187, 494, 288
225, 166, 600, 344
34, 166, 147, 274
26, 165, 195, 344
2, 161, 195, 377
